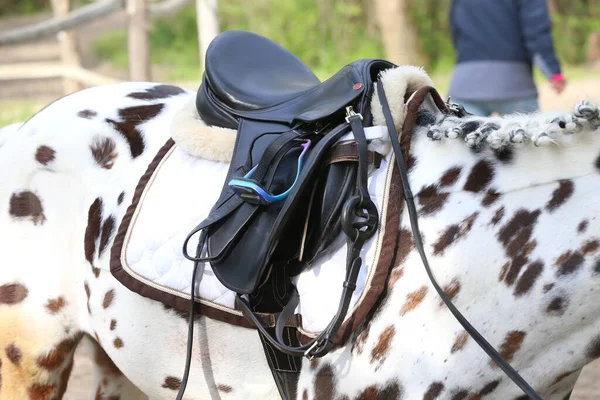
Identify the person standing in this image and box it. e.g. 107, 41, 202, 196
447, 0, 567, 116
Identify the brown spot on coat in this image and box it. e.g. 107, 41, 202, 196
99, 216, 116, 258
395, 228, 415, 266
554, 369, 579, 384
110, 319, 117, 331
78, 109, 97, 119
440, 279, 461, 307
546, 180, 574, 212
451, 331, 469, 353
314, 364, 336, 400
302, 390, 308, 400
423, 382, 444, 399
400, 286, 428, 316
35, 146, 56, 165
433, 212, 479, 256
0, 283, 29, 305
90, 136, 118, 169
93, 342, 121, 377
102, 289, 115, 309
514, 261, 544, 296
389, 267, 405, 287
547, 296, 568, 315
406, 154, 417, 172
127, 84, 186, 100
498, 262, 510, 282
586, 335, 600, 358
491, 207, 505, 226
543, 283, 555, 293
497, 209, 541, 259
417, 185, 449, 216
37, 336, 80, 370
440, 167, 461, 187
482, 189, 501, 207
27, 383, 56, 400
370, 325, 395, 366
463, 160, 494, 193
45, 296, 66, 314
354, 323, 370, 355
113, 338, 124, 349
491, 331, 525, 368
450, 389, 469, 400
356, 386, 378, 400
218, 384, 233, 393
84, 281, 91, 314
85, 198, 103, 264
56, 358, 74, 399
556, 251, 584, 276
162, 376, 181, 390
5, 343, 22, 365
581, 240, 600, 255
578, 220, 589, 233
478, 380, 500, 396
9, 191, 46, 224
106, 104, 164, 158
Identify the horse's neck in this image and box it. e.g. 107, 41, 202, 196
323, 101, 600, 398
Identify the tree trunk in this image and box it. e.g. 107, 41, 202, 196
51, 0, 82, 94
374, 0, 423, 66
196, 0, 219, 70
588, 30, 600, 69
127, 0, 151, 81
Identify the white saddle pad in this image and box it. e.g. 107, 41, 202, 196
111, 136, 399, 340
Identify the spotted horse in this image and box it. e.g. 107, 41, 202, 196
3, 43, 600, 400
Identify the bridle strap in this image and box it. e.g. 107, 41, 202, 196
376, 80, 543, 400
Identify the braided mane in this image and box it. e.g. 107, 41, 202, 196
419, 100, 600, 150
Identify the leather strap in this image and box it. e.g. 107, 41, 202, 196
376, 80, 543, 400
327, 143, 382, 168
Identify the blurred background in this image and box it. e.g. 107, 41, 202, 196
1, 0, 600, 398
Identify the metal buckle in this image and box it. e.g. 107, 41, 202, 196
345, 106, 363, 123
304, 339, 323, 360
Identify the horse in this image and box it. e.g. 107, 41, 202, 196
1, 66, 600, 400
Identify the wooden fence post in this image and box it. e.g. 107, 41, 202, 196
51, 0, 82, 94
127, 0, 151, 81
196, 0, 219, 70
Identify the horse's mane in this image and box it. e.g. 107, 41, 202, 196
417, 99, 600, 152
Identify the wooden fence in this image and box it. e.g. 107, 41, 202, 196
0, 0, 218, 94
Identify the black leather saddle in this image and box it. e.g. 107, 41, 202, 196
191, 30, 395, 294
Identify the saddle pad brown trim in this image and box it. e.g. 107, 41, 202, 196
110, 138, 281, 329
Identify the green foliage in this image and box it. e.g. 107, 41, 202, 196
551, 1, 600, 65
405, 0, 455, 72
0, 0, 49, 17
93, 0, 383, 80
91, 0, 599, 81
219, 0, 383, 77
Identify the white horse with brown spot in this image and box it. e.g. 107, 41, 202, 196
1, 68, 600, 400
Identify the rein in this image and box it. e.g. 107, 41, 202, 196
377, 80, 543, 400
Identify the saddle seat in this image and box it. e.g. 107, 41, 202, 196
203, 30, 321, 112
196, 30, 377, 129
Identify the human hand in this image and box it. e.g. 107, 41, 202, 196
550, 73, 567, 94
